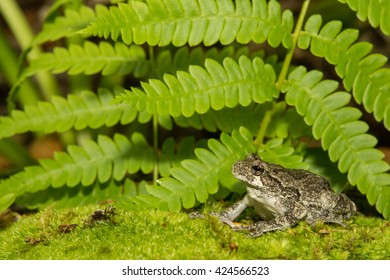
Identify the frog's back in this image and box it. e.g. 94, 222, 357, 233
273, 168, 332, 192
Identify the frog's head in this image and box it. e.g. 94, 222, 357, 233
231, 153, 273, 189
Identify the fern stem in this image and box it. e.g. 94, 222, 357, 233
256, 0, 310, 146
149, 45, 159, 185
276, 0, 311, 89
153, 115, 159, 184
255, 102, 274, 146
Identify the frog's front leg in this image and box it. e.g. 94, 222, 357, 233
234, 214, 299, 238
210, 195, 251, 228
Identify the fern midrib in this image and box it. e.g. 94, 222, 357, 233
187, 77, 264, 96
92, 13, 280, 35
134, 76, 271, 108
140, 14, 270, 26
300, 30, 338, 51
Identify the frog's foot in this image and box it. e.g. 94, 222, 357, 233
209, 211, 238, 228
306, 215, 347, 228
188, 210, 239, 228
188, 211, 205, 219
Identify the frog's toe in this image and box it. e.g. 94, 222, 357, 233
216, 216, 237, 228
248, 231, 264, 238
188, 211, 204, 219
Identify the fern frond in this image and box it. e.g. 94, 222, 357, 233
298, 15, 390, 130
0, 89, 138, 139
0, 133, 154, 212
145, 127, 256, 211
33, 5, 96, 45
283, 66, 390, 219
25, 41, 148, 78
81, 0, 293, 47
116, 56, 278, 117
338, 0, 390, 35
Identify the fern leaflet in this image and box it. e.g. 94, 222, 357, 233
283, 66, 390, 219
116, 56, 278, 117
298, 15, 390, 130
81, 0, 293, 48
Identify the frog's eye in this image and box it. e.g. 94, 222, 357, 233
251, 164, 263, 176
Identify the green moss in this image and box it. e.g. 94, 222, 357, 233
0, 205, 389, 259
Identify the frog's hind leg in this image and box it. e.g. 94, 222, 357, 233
306, 211, 347, 227
234, 214, 300, 238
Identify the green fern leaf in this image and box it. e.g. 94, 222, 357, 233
299, 15, 390, 130
283, 66, 390, 219
0, 133, 154, 212
0, 89, 139, 139
146, 127, 256, 211
338, 0, 390, 35
116, 56, 277, 117
26, 41, 148, 77
81, 0, 293, 47
33, 5, 96, 45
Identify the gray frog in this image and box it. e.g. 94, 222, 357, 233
213, 153, 356, 237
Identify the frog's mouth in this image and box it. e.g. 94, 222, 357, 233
244, 178, 265, 189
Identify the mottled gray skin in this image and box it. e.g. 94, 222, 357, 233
215, 153, 356, 237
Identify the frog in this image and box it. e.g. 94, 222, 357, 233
209, 153, 356, 237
